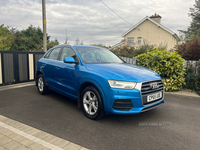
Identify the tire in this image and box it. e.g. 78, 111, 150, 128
81, 86, 105, 120
37, 74, 49, 95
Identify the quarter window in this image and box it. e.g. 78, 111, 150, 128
44, 50, 51, 58
127, 37, 134, 46
138, 37, 142, 46
48, 48, 61, 60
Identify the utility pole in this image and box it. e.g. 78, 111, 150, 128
42, 0, 47, 52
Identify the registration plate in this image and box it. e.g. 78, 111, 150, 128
147, 92, 162, 102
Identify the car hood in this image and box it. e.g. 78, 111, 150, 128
85, 63, 161, 82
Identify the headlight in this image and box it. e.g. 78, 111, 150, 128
108, 80, 137, 89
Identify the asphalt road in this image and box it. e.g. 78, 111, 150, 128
0, 85, 199, 150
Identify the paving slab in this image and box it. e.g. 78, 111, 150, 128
0, 115, 89, 150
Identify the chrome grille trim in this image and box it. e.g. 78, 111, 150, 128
141, 79, 164, 106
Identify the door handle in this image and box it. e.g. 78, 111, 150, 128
55, 67, 60, 70
42, 64, 46, 68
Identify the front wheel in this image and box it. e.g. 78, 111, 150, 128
37, 74, 49, 95
81, 86, 105, 120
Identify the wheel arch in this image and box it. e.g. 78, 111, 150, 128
35, 71, 43, 86
78, 80, 106, 110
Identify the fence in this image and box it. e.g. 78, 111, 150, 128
0, 52, 198, 86
184, 60, 199, 89
184, 60, 198, 74
120, 56, 136, 64
0, 51, 45, 86
120, 56, 198, 74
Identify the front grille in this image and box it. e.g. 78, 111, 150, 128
113, 99, 133, 111
141, 79, 164, 105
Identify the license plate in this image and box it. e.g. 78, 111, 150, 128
147, 92, 162, 102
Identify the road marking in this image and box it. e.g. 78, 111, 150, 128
0, 121, 64, 150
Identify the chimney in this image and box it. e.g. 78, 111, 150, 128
150, 13, 161, 24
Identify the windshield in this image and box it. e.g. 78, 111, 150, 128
76, 48, 124, 64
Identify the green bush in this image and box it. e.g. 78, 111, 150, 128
196, 60, 200, 95
111, 41, 167, 58
136, 49, 186, 91
111, 45, 135, 58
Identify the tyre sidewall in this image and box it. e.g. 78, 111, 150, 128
81, 86, 104, 120
37, 74, 48, 95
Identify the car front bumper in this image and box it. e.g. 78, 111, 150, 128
103, 84, 164, 115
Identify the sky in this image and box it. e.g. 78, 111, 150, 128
0, 0, 195, 46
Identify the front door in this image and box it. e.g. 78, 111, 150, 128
53, 47, 80, 99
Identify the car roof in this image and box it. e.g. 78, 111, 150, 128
51, 44, 107, 50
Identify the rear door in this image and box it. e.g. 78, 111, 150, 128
41, 47, 62, 88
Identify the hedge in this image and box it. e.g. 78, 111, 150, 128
136, 49, 186, 91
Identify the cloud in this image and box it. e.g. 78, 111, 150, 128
0, 0, 195, 46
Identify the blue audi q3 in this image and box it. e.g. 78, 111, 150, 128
36, 45, 164, 119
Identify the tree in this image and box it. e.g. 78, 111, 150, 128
64, 29, 70, 44
74, 37, 83, 45
11, 25, 52, 51
0, 24, 59, 51
0, 24, 13, 50
90, 43, 110, 49
176, 38, 200, 60
180, 0, 200, 40
10, 31, 27, 51
47, 38, 59, 50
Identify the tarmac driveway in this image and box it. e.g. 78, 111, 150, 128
0, 85, 199, 150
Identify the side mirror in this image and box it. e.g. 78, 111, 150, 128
63, 57, 77, 64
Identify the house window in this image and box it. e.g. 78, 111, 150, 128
138, 37, 142, 46
127, 37, 134, 46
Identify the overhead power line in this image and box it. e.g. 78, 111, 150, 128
100, 0, 133, 26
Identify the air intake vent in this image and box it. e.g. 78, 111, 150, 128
113, 99, 133, 111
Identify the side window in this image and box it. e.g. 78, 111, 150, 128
48, 48, 61, 60
60, 47, 76, 61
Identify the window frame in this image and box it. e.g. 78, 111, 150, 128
137, 37, 142, 46
127, 37, 134, 46
76, 48, 125, 64
44, 47, 62, 61
43, 49, 52, 58
58, 46, 80, 64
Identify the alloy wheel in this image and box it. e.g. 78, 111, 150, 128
83, 91, 98, 115
38, 77, 44, 92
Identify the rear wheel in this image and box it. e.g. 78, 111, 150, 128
81, 86, 105, 120
37, 74, 49, 95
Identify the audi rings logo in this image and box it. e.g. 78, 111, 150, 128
150, 82, 159, 89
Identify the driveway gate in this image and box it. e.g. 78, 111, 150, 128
0, 51, 45, 85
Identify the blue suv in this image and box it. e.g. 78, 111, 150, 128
36, 45, 164, 119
